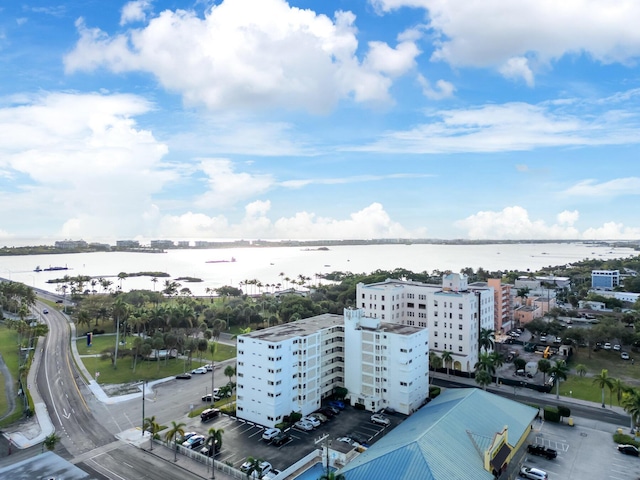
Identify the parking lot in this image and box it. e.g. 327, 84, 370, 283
517, 416, 640, 480
174, 403, 404, 473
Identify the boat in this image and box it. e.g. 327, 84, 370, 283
43, 265, 69, 271
206, 257, 236, 264
34, 266, 42, 272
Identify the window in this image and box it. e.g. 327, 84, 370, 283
434, 321, 438, 327
458, 314, 463, 320
458, 334, 463, 341
458, 346, 463, 352
434, 331, 438, 337
238, 338, 244, 344
458, 324, 463, 330
434, 300, 438, 307
407, 302, 414, 308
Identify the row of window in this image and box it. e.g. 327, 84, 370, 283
433, 332, 463, 341
433, 342, 463, 352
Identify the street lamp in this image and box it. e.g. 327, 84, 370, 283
141, 380, 147, 437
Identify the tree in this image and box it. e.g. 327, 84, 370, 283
538, 359, 551, 383
474, 369, 492, 391
490, 351, 504, 386
474, 352, 496, 378
43, 432, 61, 452
205, 426, 224, 457
610, 378, 627, 407
244, 457, 265, 479
548, 360, 569, 399
165, 421, 186, 462
111, 297, 129, 369
622, 388, 640, 430
592, 369, 613, 408
575, 364, 587, 377
143, 415, 160, 451
441, 351, 453, 376
479, 328, 495, 352
224, 365, 236, 384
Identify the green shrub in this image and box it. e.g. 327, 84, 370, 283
613, 432, 640, 447
429, 386, 441, 398
543, 406, 561, 423
557, 405, 571, 419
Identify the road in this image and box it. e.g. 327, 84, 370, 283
35, 300, 211, 480
432, 376, 629, 426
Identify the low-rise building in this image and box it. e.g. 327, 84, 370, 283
591, 270, 620, 290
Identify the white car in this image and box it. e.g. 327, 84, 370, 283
294, 420, 314, 431
622, 352, 630, 360
370, 413, 391, 426
302, 416, 321, 428
240, 460, 272, 478
337, 436, 358, 446
613, 344, 621, 351
603, 343, 612, 350
520, 466, 548, 479
191, 367, 208, 374
262, 427, 281, 441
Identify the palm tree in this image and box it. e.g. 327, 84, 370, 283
165, 421, 186, 462
575, 364, 587, 377
43, 432, 61, 452
205, 426, 224, 457
490, 351, 504, 386
474, 352, 496, 378
538, 359, 551, 384
610, 378, 627, 408
318, 472, 346, 480
224, 365, 236, 384
111, 297, 129, 368
428, 351, 442, 370
622, 388, 640, 431
478, 328, 495, 352
143, 415, 160, 451
593, 369, 614, 408
548, 360, 569, 399
244, 456, 265, 479
441, 351, 453, 376
474, 369, 492, 391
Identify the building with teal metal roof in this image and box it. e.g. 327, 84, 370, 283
338, 388, 538, 480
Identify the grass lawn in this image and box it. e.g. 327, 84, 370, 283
78, 339, 237, 385
0, 326, 20, 422
568, 347, 640, 384
76, 333, 118, 355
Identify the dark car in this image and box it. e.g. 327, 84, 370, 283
349, 433, 370, 447
201, 408, 220, 422
527, 444, 557, 459
271, 432, 292, 446
319, 406, 338, 417
199, 440, 221, 456
175, 373, 192, 380
328, 400, 345, 410
618, 444, 639, 456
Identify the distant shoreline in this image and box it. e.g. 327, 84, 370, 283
1, 238, 637, 257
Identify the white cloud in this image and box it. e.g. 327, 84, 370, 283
279, 173, 431, 189
120, 0, 152, 26
417, 74, 455, 100
564, 177, 640, 197
455, 206, 639, 240
499, 57, 534, 87
557, 210, 579, 225
65, 0, 421, 113
370, 0, 640, 83
157, 202, 425, 239
0, 92, 173, 238
195, 159, 274, 209
354, 99, 640, 153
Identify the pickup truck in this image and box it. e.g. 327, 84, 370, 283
527, 444, 557, 459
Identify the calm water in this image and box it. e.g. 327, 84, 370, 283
0, 242, 635, 296
293, 462, 335, 480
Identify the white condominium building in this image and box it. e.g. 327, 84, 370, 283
235, 309, 430, 428
356, 273, 494, 373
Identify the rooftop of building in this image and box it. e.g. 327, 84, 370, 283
242, 313, 344, 342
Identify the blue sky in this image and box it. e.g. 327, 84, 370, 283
1, 0, 640, 244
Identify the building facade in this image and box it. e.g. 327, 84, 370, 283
591, 270, 620, 290
487, 278, 512, 333
356, 273, 494, 373
235, 309, 430, 427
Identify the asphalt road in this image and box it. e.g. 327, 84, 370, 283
33, 299, 216, 480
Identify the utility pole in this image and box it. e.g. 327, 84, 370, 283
141, 380, 146, 437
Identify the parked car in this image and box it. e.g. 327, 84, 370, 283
240, 460, 272, 478
527, 444, 557, 459
622, 351, 630, 360
262, 427, 281, 441
320, 406, 339, 416
337, 436, 358, 447
310, 412, 328, 423
191, 366, 208, 374
294, 420, 314, 431
43, 308, 49, 314
348, 433, 369, 446
271, 432, 291, 446
618, 444, 640, 456
201, 408, 220, 422
370, 413, 391, 426
199, 439, 221, 456
204, 364, 214, 371
613, 344, 621, 351
261, 469, 281, 480
520, 466, 548, 479
180, 431, 197, 442
604, 342, 612, 350
182, 434, 206, 449
302, 416, 321, 428
539, 335, 547, 343
328, 400, 346, 410
175, 373, 192, 380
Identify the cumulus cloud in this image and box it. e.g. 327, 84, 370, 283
195, 159, 274, 209
120, 0, 152, 26
0, 91, 173, 238
354, 98, 640, 153
370, 0, 640, 84
65, 0, 421, 113
455, 206, 639, 240
157, 202, 424, 239
417, 74, 455, 100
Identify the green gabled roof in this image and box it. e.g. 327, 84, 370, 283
339, 388, 537, 480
